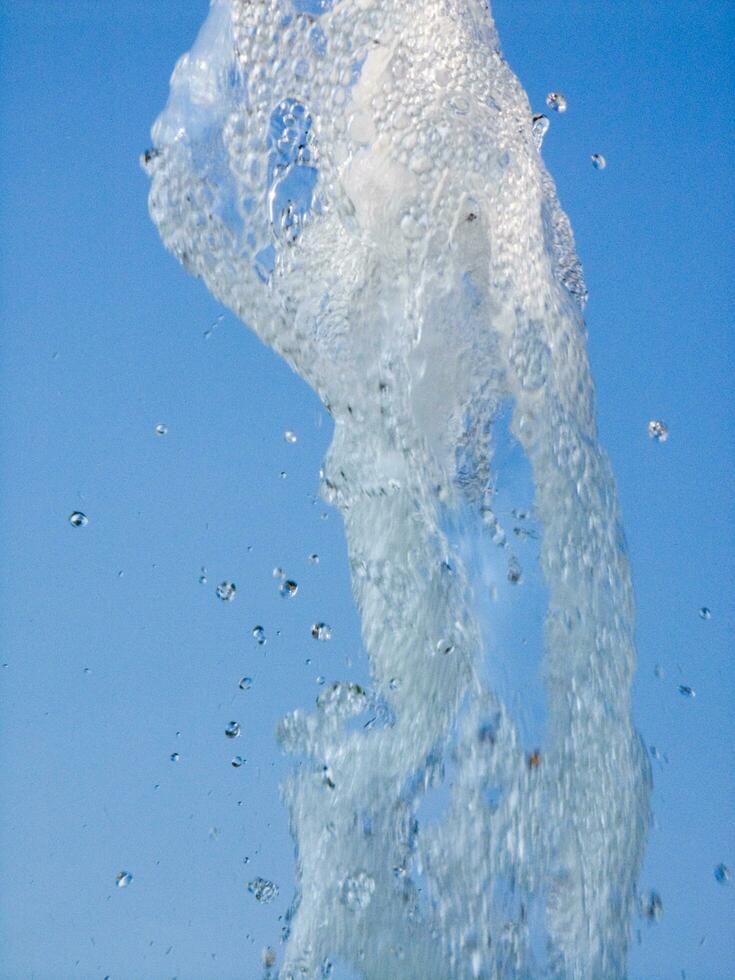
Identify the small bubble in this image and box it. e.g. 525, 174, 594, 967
248, 877, 279, 903
639, 890, 663, 922
591, 153, 606, 170
546, 91, 567, 113
154, 423, 168, 436
699, 607, 711, 620
310, 622, 332, 641
648, 419, 669, 442
115, 871, 133, 888
339, 871, 375, 911
239, 676, 253, 691
69, 511, 88, 528
436, 638, 455, 656
216, 581, 236, 602
678, 685, 696, 698
284, 430, 297, 444
309, 553, 320, 564
225, 721, 241, 739
280, 579, 298, 598
714, 863, 731, 884
231, 755, 245, 768
170, 752, 180, 762
252, 625, 266, 646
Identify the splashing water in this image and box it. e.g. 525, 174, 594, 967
145, 2, 650, 977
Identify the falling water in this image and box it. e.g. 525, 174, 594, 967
145, 2, 650, 977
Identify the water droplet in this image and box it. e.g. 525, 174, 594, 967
648, 419, 669, 442
639, 890, 663, 922
316, 675, 325, 685
115, 871, 133, 888
280, 579, 298, 598
678, 685, 696, 698
308, 553, 320, 564
507, 557, 522, 584
280, 470, 287, 479
310, 622, 332, 641
216, 581, 236, 601
436, 638, 455, 656
231, 755, 245, 768
546, 91, 567, 113
591, 153, 606, 170
252, 625, 266, 646
284, 430, 297, 444
199, 566, 207, 585
389, 677, 400, 690
248, 877, 279, 903
339, 871, 375, 911
225, 720, 241, 738
69, 511, 88, 528
239, 676, 253, 690
699, 607, 711, 620
272, 566, 284, 579
170, 752, 180, 762
714, 863, 731, 884
155, 423, 168, 436
531, 113, 549, 148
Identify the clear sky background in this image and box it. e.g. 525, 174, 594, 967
0, 2, 733, 978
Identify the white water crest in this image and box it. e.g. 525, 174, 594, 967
145, 2, 650, 977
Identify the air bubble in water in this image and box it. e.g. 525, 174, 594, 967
284, 430, 297, 443
155, 423, 168, 436
280, 579, 298, 598
115, 871, 133, 888
546, 91, 567, 113
714, 863, 731, 884
648, 419, 669, 442
216, 581, 236, 602
699, 607, 711, 620
310, 622, 332, 641
591, 153, 606, 170
339, 871, 376, 911
252, 625, 266, 646
248, 877, 279, 903
69, 511, 88, 528
239, 676, 253, 690
225, 720, 241, 738
232, 755, 245, 768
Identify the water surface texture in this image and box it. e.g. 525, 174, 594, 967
146, 2, 650, 976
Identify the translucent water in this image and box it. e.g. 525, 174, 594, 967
146, 2, 650, 976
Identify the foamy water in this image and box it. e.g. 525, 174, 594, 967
146, 2, 650, 976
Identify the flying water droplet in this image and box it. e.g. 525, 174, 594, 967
280, 579, 298, 598
648, 419, 669, 442
69, 511, 88, 528
639, 890, 663, 922
252, 626, 266, 646
272, 567, 284, 579
507, 557, 522, 584
714, 863, 731, 884
699, 607, 711, 620
170, 752, 180, 762
248, 877, 279, 903
678, 685, 696, 699
339, 871, 376, 911
115, 871, 133, 888
531, 113, 549, 148
216, 581, 236, 602
284, 430, 297, 444
308, 553, 320, 564
225, 720, 241, 738
310, 622, 332, 641
591, 153, 606, 170
231, 755, 245, 768
199, 566, 207, 585
546, 91, 567, 113
155, 423, 168, 436
239, 676, 253, 691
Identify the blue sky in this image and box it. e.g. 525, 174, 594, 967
0, 2, 732, 978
